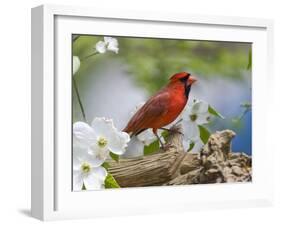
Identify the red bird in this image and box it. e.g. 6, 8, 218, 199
123, 72, 197, 147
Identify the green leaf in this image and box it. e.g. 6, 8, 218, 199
187, 142, 195, 152
110, 152, 119, 162
143, 131, 170, 155
102, 162, 110, 170
144, 140, 159, 155
198, 125, 211, 144
208, 105, 224, 119
104, 173, 120, 188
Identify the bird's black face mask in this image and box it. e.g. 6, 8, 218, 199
179, 74, 191, 99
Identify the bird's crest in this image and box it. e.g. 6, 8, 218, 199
169, 72, 190, 82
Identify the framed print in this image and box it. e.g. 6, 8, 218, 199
31, 4, 274, 221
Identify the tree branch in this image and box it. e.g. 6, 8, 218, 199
108, 127, 252, 187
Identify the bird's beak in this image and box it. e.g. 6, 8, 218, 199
188, 76, 197, 85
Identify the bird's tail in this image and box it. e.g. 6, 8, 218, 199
123, 126, 147, 137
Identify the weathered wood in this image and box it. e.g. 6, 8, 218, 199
108, 127, 252, 187
167, 130, 252, 185
108, 126, 186, 187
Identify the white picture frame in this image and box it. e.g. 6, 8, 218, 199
31, 4, 274, 221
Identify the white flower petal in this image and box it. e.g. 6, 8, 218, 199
95, 41, 107, 53
137, 129, 156, 146
104, 37, 119, 53
73, 170, 83, 191
122, 136, 144, 158
83, 166, 107, 190
182, 107, 192, 122
74, 147, 106, 169
83, 175, 103, 190
88, 145, 109, 167
108, 131, 130, 155
182, 140, 191, 152
73, 154, 82, 171
104, 37, 116, 44
73, 136, 83, 150
73, 122, 97, 148
92, 166, 108, 181
191, 100, 209, 114
73, 56, 80, 75
91, 117, 116, 139
73, 137, 90, 154
196, 112, 211, 125
182, 121, 200, 140
91, 118, 130, 155
107, 45, 119, 53
190, 139, 204, 153
119, 131, 130, 144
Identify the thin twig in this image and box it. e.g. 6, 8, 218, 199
73, 77, 86, 122
81, 51, 99, 61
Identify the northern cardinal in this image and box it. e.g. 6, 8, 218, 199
123, 72, 197, 147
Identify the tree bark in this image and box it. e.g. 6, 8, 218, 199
108, 126, 252, 187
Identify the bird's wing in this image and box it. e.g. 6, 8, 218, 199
124, 91, 170, 135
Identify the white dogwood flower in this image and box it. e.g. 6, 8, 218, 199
73, 118, 130, 166
73, 151, 107, 191
182, 100, 210, 140
73, 56, 80, 75
181, 100, 211, 152
95, 37, 119, 54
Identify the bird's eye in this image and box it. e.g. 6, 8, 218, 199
179, 77, 187, 83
